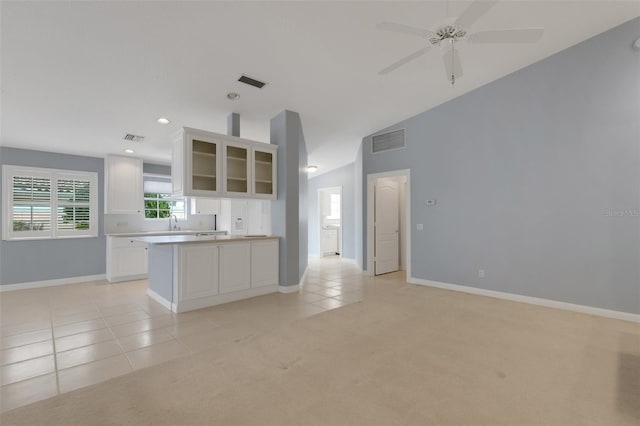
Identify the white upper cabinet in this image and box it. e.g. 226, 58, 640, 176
223, 141, 250, 196
251, 147, 277, 199
172, 128, 222, 197
172, 127, 277, 200
105, 155, 143, 214
190, 198, 221, 215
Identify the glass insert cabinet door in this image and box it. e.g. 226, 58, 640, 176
191, 139, 219, 192
225, 143, 249, 194
253, 149, 274, 196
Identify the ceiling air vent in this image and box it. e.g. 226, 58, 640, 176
238, 75, 267, 89
123, 133, 145, 143
372, 129, 405, 153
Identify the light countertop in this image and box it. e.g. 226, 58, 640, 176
106, 230, 226, 238
134, 235, 278, 245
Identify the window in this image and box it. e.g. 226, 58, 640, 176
142, 174, 185, 220
2, 165, 98, 240
144, 193, 185, 220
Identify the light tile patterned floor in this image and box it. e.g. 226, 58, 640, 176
0, 256, 374, 412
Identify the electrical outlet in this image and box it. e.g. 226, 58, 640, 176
426, 199, 436, 206
478, 269, 485, 278
417, 224, 424, 231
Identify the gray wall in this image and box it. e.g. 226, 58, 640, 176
271, 110, 309, 287
360, 17, 640, 314
354, 144, 364, 268
0, 147, 106, 284
307, 163, 356, 260
298, 121, 308, 280
143, 162, 171, 175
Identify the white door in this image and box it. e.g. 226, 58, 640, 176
251, 240, 279, 288
179, 244, 219, 301
374, 178, 400, 275
219, 243, 251, 294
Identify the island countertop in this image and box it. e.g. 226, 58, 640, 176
134, 235, 278, 245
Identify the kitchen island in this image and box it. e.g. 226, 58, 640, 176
135, 235, 279, 313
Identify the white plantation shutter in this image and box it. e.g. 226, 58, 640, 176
2, 166, 98, 240
56, 177, 93, 235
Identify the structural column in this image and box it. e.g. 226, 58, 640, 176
270, 110, 308, 289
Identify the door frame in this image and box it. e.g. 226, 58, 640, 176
317, 185, 343, 259
366, 169, 411, 278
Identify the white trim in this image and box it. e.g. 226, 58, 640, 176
408, 277, 640, 323
106, 274, 148, 283
279, 284, 300, 294
0, 274, 106, 292
146, 288, 173, 310
175, 284, 278, 313
2, 165, 99, 241
308, 254, 320, 259
341, 258, 358, 265
366, 169, 411, 278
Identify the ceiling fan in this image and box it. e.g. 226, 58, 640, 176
377, 0, 544, 85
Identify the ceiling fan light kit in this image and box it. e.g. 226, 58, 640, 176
377, 0, 544, 86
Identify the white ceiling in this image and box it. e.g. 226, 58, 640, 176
2, 1, 638, 172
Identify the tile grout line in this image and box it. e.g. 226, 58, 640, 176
98, 300, 134, 373
48, 292, 62, 396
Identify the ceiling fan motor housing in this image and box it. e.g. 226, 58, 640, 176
429, 25, 467, 45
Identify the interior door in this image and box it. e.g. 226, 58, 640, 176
374, 178, 400, 275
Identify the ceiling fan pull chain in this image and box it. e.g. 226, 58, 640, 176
451, 42, 456, 86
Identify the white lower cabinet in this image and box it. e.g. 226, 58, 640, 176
179, 245, 219, 301
219, 243, 251, 294
106, 237, 148, 282
251, 240, 279, 288
165, 238, 279, 312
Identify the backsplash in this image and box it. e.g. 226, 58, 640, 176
104, 213, 216, 234
104, 199, 271, 235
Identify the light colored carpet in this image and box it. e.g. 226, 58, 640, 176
2, 273, 639, 425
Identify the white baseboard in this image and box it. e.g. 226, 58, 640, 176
408, 277, 640, 323
279, 284, 300, 294
175, 285, 279, 313
107, 273, 148, 283
0, 274, 107, 292
308, 254, 320, 259
146, 288, 172, 310
341, 258, 358, 265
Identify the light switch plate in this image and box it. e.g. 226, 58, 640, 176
426, 199, 436, 206
417, 224, 424, 231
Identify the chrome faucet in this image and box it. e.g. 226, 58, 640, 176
169, 214, 179, 231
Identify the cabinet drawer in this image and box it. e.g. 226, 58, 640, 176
110, 237, 148, 249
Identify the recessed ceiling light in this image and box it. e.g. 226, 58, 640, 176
227, 92, 240, 101
157, 117, 170, 125
307, 165, 318, 173
123, 149, 135, 154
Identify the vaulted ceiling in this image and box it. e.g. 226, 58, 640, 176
2, 1, 638, 172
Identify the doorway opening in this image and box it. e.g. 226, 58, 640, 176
366, 170, 410, 277
318, 186, 342, 258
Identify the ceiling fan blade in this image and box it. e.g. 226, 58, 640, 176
467, 28, 545, 44
454, 0, 499, 29
376, 21, 434, 39
443, 48, 463, 83
379, 46, 431, 75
